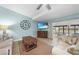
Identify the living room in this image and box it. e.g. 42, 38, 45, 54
0, 4, 79, 55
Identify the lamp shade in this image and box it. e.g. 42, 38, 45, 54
0, 25, 8, 30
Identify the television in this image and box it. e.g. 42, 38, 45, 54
37, 22, 48, 29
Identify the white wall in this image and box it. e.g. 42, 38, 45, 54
52, 19, 79, 26
48, 22, 52, 39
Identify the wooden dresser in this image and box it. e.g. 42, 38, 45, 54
37, 31, 48, 38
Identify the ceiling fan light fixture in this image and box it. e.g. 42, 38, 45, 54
46, 4, 51, 10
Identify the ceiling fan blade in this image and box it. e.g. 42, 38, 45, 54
37, 4, 43, 10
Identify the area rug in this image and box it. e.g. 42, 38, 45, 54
12, 40, 52, 55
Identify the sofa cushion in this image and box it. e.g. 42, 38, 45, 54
22, 36, 37, 52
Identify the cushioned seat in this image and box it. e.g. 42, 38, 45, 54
22, 36, 37, 52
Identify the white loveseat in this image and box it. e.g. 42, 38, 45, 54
52, 34, 79, 55
52, 35, 71, 55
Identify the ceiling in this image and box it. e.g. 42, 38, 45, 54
35, 4, 79, 22
1, 4, 79, 22
0, 4, 49, 19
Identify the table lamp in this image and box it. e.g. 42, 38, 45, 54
0, 25, 9, 40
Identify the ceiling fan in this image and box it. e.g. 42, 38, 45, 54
37, 4, 52, 10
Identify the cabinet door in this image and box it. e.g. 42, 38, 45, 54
37, 31, 48, 38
